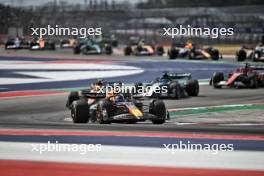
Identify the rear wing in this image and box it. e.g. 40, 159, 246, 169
106, 82, 124, 87
81, 90, 106, 98
168, 73, 192, 79
250, 66, 264, 71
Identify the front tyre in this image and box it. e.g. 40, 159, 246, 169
97, 100, 114, 124
236, 49, 247, 62
168, 48, 179, 59
71, 99, 89, 123
73, 45, 81, 54
150, 100, 166, 124
212, 72, 224, 88
170, 83, 181, 99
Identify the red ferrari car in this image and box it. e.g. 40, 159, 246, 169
210, 63, 264, 88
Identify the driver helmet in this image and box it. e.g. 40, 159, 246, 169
106, 91, 115, 101
115, 94, 124, 102
162, 72, 170, 79
185, 40, 193, 49
95, 79, 104, 87
91, 79, 104, 92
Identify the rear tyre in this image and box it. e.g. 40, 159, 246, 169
185, 80, 199, 96
211, 49, 220, 60
252, 51, 261, 62
169, 48, 179, 59
105, 45, 113, 55
73, 45, 81, 54
212, 72, 224, 88
71, 99, 89, 123
66, 91, 79, 108
149, 100, 166, 124
248, 73, 259, 89
188, 50, 196, 60
236, 49, 247, 62
124, 46, 132, 56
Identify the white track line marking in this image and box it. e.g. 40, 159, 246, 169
0, 61, 144, 85
168, 104, 254, 112
0, 142, 263, 171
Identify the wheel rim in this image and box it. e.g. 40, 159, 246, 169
97, 107, 108, 123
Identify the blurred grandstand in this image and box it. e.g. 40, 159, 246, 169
0, 0, 263, 45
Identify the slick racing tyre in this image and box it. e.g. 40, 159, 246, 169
149, 100, 166, 124
248, 73, 259, 89
112, 40, 118, 47
170, 82, 181, 99
66, 91, 79, 108
124, 46, 132, 56
185, 80, 199, 96
97, 100, 115, 124
188, 50, 196, 60
236, 49, 247, 62
105, 45, 113, 55
49, 42, 56, 50
71, 99, 90, 123
212, 72, 224, 88
156, 46, 164, 56
210, 49, 220, 60
73, 45, 81, 54
168, 48, 179, 59
252, 51, 261, 62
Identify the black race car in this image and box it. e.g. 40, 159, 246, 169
189, 47, 220, 60
236, 35, 264, 62
5, 37, 30, 49
236, 45, 264, 62
135, 72, 199, 99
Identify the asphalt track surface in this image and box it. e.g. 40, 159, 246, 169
0, 85, 264, 134
0, 54, 238, 92
0, 53, 264, 134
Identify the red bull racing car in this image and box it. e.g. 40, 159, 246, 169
168, 42, 220, 60
66, 81, 167, 124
